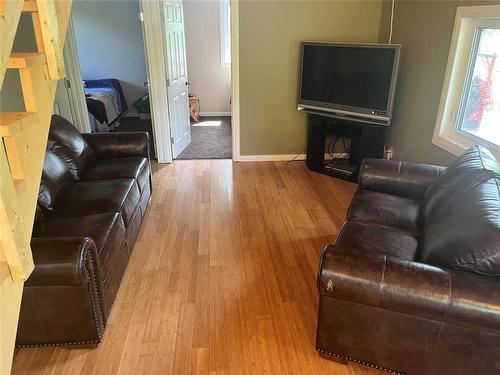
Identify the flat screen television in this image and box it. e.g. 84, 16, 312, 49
298, 42, 401, 126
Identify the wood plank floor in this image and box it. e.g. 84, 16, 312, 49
12, 160, 382, 375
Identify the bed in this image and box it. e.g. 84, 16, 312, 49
84, 79, 128, 133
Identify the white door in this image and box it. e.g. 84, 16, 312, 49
53, 79, 74, 123
163, 0, 191, 158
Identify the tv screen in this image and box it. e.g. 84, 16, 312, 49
298, 43, 400, 125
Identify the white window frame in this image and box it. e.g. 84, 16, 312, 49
433, 5, 500, 159
219, 0, 231, 68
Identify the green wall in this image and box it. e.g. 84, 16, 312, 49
378, 0, 500, 166
238, 0, 382, 156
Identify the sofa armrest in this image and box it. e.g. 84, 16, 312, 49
82, 132, 150, 160
27, 237, 100, 286
17, 237, 106, 347
358, 158, 445, 199
318, 245, 500, 334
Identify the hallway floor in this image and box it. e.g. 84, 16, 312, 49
177, 117, 232, 159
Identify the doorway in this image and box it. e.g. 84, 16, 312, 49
175, 0, 232, 159
141, 0, 239, 163
54, 0, 156, 157
58, 0, 240, 163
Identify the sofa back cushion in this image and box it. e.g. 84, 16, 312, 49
38, 150, 74, 212
419, 146, 500, 277
48, 115, 95, 180
422, 146, 500, 218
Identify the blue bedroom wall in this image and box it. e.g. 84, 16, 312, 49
72, 0, 148, 115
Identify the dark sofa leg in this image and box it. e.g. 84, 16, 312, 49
319, 351, 349, 365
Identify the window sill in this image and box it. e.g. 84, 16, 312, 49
432, 128, 500, 159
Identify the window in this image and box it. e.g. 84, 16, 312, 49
220, 0, 231, 67
433, 5, 500, 158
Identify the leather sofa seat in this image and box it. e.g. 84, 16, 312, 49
347, 189, 420, 234
80, 156, 150, 193
335, 220, 419, 260
51, 179, 140, 226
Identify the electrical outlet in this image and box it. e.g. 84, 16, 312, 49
384, 147, 393, 160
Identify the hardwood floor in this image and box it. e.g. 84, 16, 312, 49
12, 160, 382, 375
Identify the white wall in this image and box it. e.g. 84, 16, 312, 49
184, 0, 231, 114
72, 0, 147, 115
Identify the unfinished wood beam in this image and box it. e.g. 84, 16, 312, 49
0, 112, 37, 137
0, 0, 24, 87
32, 12, 44, 52
35, 0, 64, 80
22, 1, 37, 12
3, 137, 25, 186
0, 147, 33, 282
7, 52, 46, 69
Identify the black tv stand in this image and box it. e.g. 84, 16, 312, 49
306, 113, 387, 183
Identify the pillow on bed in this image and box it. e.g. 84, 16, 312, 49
48, 115, 95, 180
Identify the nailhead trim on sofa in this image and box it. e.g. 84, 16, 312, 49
316, 348, 404, 374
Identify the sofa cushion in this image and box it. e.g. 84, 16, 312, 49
422, 145, 500, 220
48, 115, 95, 180
348, 189, 420, 234
419, 175, 500, 277
52, 179, 140, 226
335, 220, 419, 261
38, 150, 74, 212
80, 157, 150, 193
33, 213, 127, 283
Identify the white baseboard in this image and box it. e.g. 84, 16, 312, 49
237, 154, 306, 162
236, 153, 346, 162
199, 112, 231, 117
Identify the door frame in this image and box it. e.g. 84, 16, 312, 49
230, 0, 240, 161
62, 17, 91, 134
141, 0, 173, 163
141, 0, 240, 162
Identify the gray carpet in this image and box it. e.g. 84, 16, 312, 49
177, 116, 232, 159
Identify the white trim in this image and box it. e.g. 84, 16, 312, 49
199, 111, 231, 117
432, 5, 500, 159
141, 0, 173, 163
219, 0, 231, 68
238, 154, 307, 162
230, 0, 240, 161
237, 153, 346, 162
63, 18, 91, 133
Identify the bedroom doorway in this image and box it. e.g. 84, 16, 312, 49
56, 0, 157, 158
60, 0, 241, 163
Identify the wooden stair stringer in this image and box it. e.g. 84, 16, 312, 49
1, 2, 74, 373
0, 0, 24, 87
0, 0, 74, 283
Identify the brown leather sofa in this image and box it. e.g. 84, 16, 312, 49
16, 115, 152, 348
316, 145, 500, 374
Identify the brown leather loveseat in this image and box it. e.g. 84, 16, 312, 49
16, 115, 152, 348
316, 145, 500, 374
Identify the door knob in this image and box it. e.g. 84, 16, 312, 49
185, 81, 190, 86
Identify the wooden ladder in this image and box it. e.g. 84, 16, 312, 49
0, 1, 72, 371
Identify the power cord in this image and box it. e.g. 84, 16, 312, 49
389, 0, 395, 44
